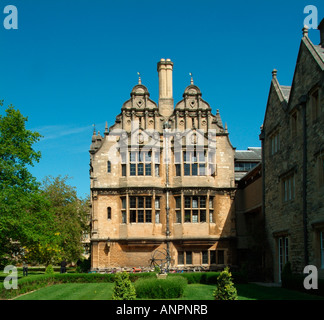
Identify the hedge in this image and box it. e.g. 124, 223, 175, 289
135, 276, 188, 299
0, 272, 156, 300
168, 271, 248, 285
0, 270, 247, 300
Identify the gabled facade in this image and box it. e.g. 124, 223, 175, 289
89, 59, 237, 271
260, 21, 324, 282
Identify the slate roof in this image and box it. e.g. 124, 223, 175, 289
314, 45, 324, 61
235, 147, 262, 161
279, 85, 291, 102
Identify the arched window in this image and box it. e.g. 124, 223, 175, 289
107, 207, 111, 220
107, 161, 111, 173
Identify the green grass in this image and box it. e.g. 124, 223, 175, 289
236, 284, 324, 300
13, 282, 324, 300
15, 283, 115, 300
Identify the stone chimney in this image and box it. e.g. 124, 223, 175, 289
157, 58, 174, 118
318, 18, 324, 47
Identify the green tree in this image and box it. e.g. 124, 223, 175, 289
213, 267, 238, 300
112, 272, 136, 300
0, 101, 55, 266
40, 175, 90, 264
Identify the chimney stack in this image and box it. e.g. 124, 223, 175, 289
157, 59, 174, 118
318, 18, 324, 48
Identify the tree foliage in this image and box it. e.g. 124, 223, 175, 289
40, 175, 90, 264
0, 102, 55, 266
112, 272, 137, 300
0, 101, 90, 267
213, 267, 238, 300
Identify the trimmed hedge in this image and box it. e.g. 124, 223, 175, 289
0, 272, 156, 300
135, 276, 188, 299
168, 271, 247, 285
0, 270, 247, 300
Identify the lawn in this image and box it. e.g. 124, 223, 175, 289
14, 282, 324, 300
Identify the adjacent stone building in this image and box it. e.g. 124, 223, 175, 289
89, 59, 237, 271
260, 21, 324, 282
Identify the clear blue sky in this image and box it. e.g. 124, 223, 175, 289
1, 0, 323, 198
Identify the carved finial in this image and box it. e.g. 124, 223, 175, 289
272, 69, 277, 79
137, 72, 141, 84
302, 25, 309, 37
104, 121, 109, 135
189, 72, 194, 85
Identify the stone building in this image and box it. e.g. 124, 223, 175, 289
260, 21, 324, 282
234, 147, 261, 182
89, 59, 237, 271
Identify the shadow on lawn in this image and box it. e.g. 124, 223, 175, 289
236, 283, 324, 300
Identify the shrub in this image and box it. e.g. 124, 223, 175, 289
213, 267, 238, 300
112, 272, 136, 300
76, 258, 91, 273
45, 265, 54, 275
135, 276, 188, 299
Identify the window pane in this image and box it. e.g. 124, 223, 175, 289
145, 151, 151, 162
130, 152, 136, 162
185, 197, 191, 208
146, 197, 152, 208
155, 198, 160, 209
199, 164, 206, 176
198, 151, 205, 163
176, 164, 181, 176
209, 210, 214, 223
107, 161, 111, 173
218, 250, 224, 264
210, 251, 216, 264
130, 210, 136, 223
175, 152, 181, 163
192, 163, 198, 176
138, 197, 144, 208
130, 197, 136, 208
192, 197, 198, 208
176, 197, 181, 209
155, 164, 160, 177
192, 210, 198, 223
122, 211, 126, 224
186, 251, 192, 264
122, 164, 126, 176
107, 207, 111, 220
176, 210, 181, 223
202, 251, 208, 264
184, 164, 190, 176
178, 251, 184, 265
209, 197, 214, 208
145, 163, 151, 176
130, 164, 136, 176
200, 210, 206, 222
145, 210, 152, 223
154, 152, 160, 164
200, 197, 206, 208
122, 197, 126, 209
121, 152, 126, 164
185, 210, 191, 222
155, 210, 160, 223
138, 163, 144, 176
138, 210, 144, 223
